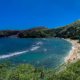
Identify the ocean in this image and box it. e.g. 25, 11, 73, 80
0, 38, 72, 68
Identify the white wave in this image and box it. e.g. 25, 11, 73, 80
36, 41, 43, 45
0, 50, 29, 59
30, 46, 40, 51
0, 41, 42, 59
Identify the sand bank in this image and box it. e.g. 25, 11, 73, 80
65, 39, 80, 63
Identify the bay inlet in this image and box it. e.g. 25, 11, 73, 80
0, 38, 72, 68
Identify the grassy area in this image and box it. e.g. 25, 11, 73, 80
0, 60, 80, 80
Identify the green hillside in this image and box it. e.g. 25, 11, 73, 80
0, 20, 80, 39
56, 20, 80, 39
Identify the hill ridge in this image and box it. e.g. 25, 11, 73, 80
0, 20, 80, 39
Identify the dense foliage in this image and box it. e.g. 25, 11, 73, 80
0, 60, 80, 80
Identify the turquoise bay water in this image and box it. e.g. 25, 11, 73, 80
0, 38, 72, 68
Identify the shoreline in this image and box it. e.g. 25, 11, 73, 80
65, 39, 80, 63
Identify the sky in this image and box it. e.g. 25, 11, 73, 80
0, 0, 80, 30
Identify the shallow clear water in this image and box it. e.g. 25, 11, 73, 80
0, 38, 72, 68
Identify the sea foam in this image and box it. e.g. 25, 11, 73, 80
0, 50, 29, 59
0, 41, 42, 59
30, 46, 40, 51
30, 41, 42, 51
36, 41, 43, 45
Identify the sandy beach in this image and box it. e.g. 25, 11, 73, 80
65, 39, 80, 63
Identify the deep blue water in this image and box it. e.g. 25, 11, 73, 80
0, 38, 72, 68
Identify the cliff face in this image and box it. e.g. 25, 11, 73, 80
0, 20, 80, 39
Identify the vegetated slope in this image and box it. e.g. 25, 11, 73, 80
18, 20, 80, 39
0, 20, 80, 39
56, 20, 80, 39
17, 26, 52, 38
0, 60, 80, 80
